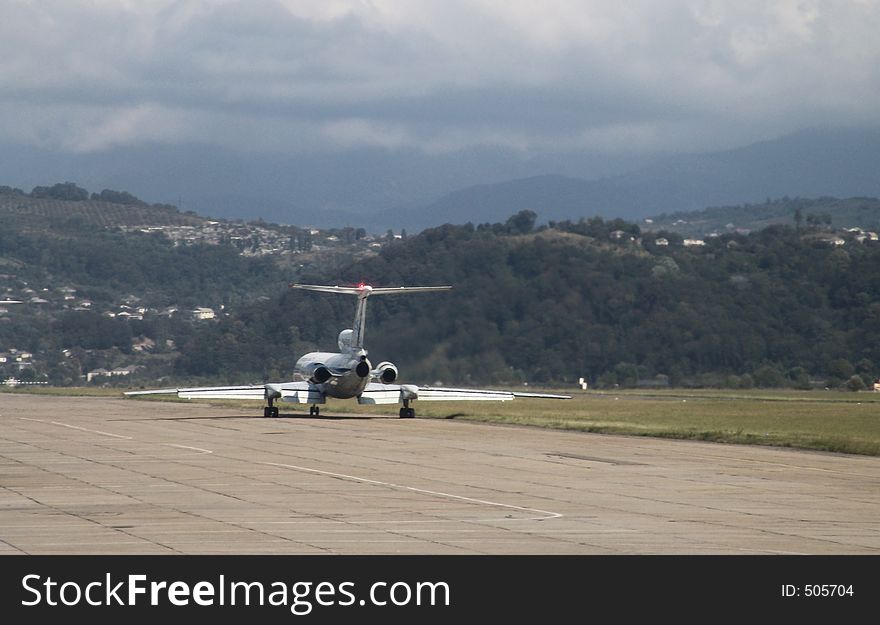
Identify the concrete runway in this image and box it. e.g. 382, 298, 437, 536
1, 394, 878, 554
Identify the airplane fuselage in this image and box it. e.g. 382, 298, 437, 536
294, 350, 371, 400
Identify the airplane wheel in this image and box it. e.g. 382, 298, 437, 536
399, 407, 415, 419
263, 407, 271, 418
271, 406, 279, 418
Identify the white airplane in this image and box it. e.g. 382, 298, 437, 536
126, 283, 569, 417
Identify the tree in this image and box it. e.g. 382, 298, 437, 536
827, 359, 854, 382
613, 362, 639, 387
787, 366, 811, 390
91, 189, 146, 205
751, 365, 786, 388
846, 375, 866, 392
31, 182, 89, 201
505, 210, 537, 235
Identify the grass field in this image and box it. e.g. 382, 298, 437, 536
4, 386, 880, 456
331, 388, 880, 456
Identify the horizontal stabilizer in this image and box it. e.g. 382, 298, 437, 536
369, 286, 453, 295
291, 284, 451, 297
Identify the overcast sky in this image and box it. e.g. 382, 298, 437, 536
2, 0, 879, 157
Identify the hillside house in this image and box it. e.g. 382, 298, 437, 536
192, 307, 216, 320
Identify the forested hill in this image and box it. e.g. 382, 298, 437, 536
0, 183, 201, 229
648, 197, 880, 237
4, 181, 880, 390
180, 212, 880, 390
0, 182, 375, 386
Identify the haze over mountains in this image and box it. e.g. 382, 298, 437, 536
2, 126, 879, 232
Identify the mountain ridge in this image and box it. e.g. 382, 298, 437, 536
396, 127, 880, 231
4, 126, 879, 231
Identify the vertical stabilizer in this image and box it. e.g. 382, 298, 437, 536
290, 283, 452, 349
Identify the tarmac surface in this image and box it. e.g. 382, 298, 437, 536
1, 394, 878, 554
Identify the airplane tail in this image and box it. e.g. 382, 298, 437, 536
290, 283, 451, 348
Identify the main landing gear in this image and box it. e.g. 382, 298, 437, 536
309, 405, 321, 416
263, 396, 280, 418
399, 399, 415, 419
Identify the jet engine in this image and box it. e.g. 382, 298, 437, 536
372, 361, 398, 384
355, 358, 371, 378
304, 363, 332, 384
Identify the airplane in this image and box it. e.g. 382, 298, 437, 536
125, 283, 570, 418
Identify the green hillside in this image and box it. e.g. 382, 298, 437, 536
0, 183, 202, 230
647, 197, 880, 237
177, 212, 880, 391
4, 182, 880, 393
0, 182, 341, 385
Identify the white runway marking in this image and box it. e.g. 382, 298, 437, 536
14, 416, 560, 524
16, 417, 132, 439
164, 444, 213, 455
51, 421, 133, 439
262, 461, 563, 521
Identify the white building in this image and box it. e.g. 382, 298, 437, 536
192, 307, 216, 320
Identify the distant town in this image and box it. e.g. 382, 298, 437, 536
0, 216, 403, 386
3, 211, 878, 388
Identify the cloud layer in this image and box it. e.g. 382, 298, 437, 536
2, 0, 878, 154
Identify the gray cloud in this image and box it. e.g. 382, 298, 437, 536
1, 0, 878, 155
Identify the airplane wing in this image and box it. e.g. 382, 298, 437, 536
125, 382, 324, 404
420, 386, 571, 400
358, 383, 570, 405
126, 382, 569, 420
125, 385, 268, 400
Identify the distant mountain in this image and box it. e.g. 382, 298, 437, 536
377, 174, 596, 230
395, 127, 880, 231
3, 126, 879, 232
0, 142, 646, 230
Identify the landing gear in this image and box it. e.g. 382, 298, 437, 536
263, 401, 279, 418
399, 399, 415, 419
309, 405, 321, 416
